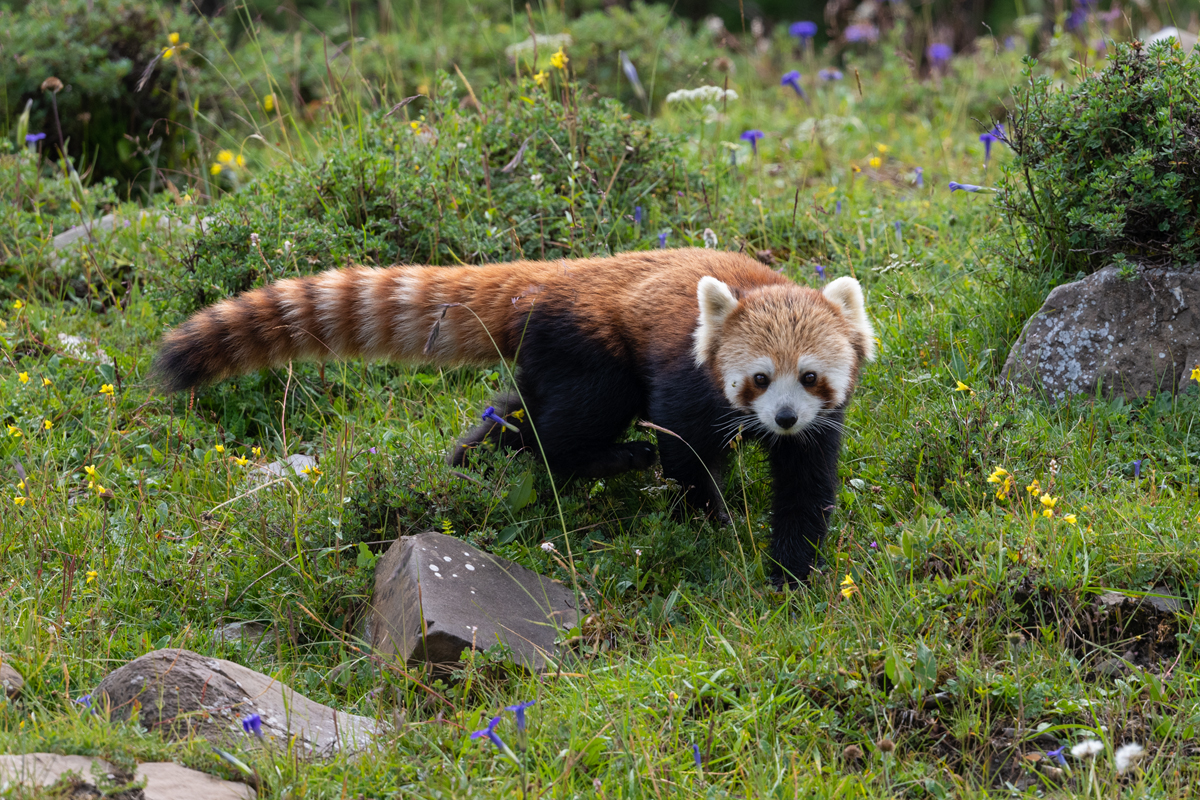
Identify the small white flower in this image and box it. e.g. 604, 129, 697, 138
703, 228, 718, 249
540, 541, 556, 553
1114, 742, 1145, 774
1071, 739, 1104, 759
635, 549, 642, 556
456, 142, 467, 149
250, 232, 260, 246
530, 173, 544, 188
282, 240, 292, 257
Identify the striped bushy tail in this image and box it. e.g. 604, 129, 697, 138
152, 264, 533, 393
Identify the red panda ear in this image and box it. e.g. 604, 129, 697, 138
822, 277, 876, 361
693, 276, 738, 366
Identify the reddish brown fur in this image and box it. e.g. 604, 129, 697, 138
153, 249, 830, 392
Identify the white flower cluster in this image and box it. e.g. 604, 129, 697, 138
665, 86, 739, 105
505, 33, 572, 58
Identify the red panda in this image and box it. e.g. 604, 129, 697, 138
154, 248, 874, 583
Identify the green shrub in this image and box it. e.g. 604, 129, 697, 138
0, 0, 237, 189
997, 41, 1200, 275
156, 75, 697, 315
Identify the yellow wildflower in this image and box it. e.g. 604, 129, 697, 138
42, 377, 52, 386
510, 409, 525, 422
86, 570, 98, 584
235, 154, 245, 167
995, 475, 1013, 500
13, 299, 24, 310
43, 419, 52, 430
300, 465, 322, 478
214, 444, 225, 454
534, 70, 548, 87
252, 446, 262, 457
84, 465, 98, 479
210, 163, 222, 175
409, 121, 421, 132
868, 156, 883, 168
168, 32, 180, 45
954, 380, 972, 392
1063, 514, 1077, 524
19, 372, 30, 384
233, 456, 248, 466
1042, 508, 1053, 518
550, 46, 569, 70
14, 496, 27, 507
1039, 493, 1057, 509
1192, 365, 1200, 383
1026, 479, 1040, 495
93, 484, 107, 496
987, 467, 1009, 484
7, 425, 22, 438
851, 164, 862, 173
875, 143, 890, 154
99, 383, 115, 396
217, 150, 234, 165
263, 94, 275, 112
162, 47, 176, 60
840, 574, 858, 598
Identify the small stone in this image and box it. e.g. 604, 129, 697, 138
137, 761, 256, 800
0, 652, 24, 699
0, 753, 114, 790
369, 531, 579, 671
92, 649, 379, 753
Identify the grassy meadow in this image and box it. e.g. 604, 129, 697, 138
2, 1, 1199, 796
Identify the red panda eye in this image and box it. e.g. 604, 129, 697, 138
753, 373, 770, 388
801, 371, 818, 387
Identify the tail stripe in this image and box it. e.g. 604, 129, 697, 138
390, 270, 426, 359
359, 269, 393, 358
314, 270, 352, 358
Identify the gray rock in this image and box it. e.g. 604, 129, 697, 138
0, 652, 23, 700
1003, 266, 1200, 400
51, 211, 211, 250
214, 621, 275, 653
252, 453, 319, 481
0, 754, 255, 799
92, 649, 379, 754
369, 532, 579, 671
1147, 27, 1199, 52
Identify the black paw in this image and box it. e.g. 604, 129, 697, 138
625, 441, 658, 470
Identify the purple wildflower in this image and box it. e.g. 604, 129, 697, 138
980, 124, 1006, 162
241, 713, 264, 738
740, 129, 764, 154
1004, 36, 1017, 51
844, 24, 879, 43
789, 21, 818, 40
869, 541, 878, 549
835, 200, 842, 215
368, 447, 377, 454
1132, 460, 1142, 479
75, 694, 92, 708
818, 68, 844, 81
1093, 38, 1107, 54
781, 70, 805, 98
483, 406, 520, 433
1047, 746, 1068, 767
25, 132, 46, 144
1064, 8, 1087, 33
814, 264, 826, 280
893, 221, 901, 237
692, 743, 702, 768
619, 51, 645, 99
928, 43, 953, 65
658, 231, 669, 248
948, 181, 984, 192
914, 166, 924, 187
505, 700, 536, 731
634, 206, 643, 225
471, 715, 506, 750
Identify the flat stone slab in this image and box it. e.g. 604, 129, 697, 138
369, 531, 579, 671
1003, 266, 1200, 400
0, 652, 23, 699
92, 649, 379, 755
0, 754, 254, 799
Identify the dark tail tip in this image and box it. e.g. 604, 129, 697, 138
151, 320, 220, 394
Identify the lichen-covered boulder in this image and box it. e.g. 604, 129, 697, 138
1003, 266, 1200, 400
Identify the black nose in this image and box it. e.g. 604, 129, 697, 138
775, 409, 798, 430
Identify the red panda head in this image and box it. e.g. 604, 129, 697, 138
692, 276, 875, 438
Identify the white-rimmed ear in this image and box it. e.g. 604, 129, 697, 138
693, 276, 739, 366
823, 277, 876, 361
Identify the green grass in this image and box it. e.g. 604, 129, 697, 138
2, 5, 1199, 798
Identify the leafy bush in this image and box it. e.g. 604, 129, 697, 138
0, 0, 234, 188
155, 75, 696, 316
997, 41, 1200, 274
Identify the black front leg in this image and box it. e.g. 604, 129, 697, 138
766, 410, 845, 585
